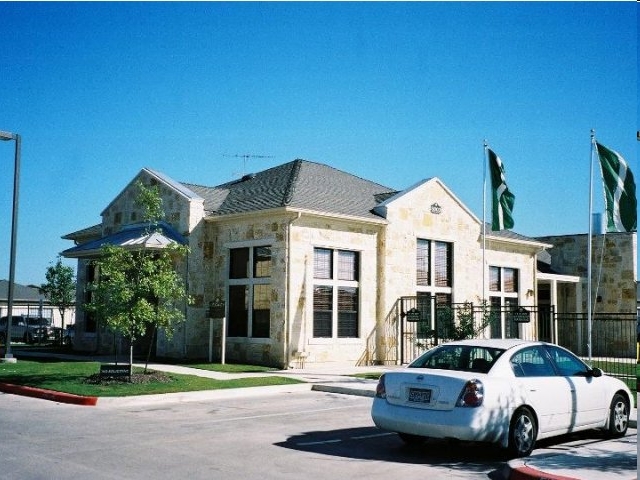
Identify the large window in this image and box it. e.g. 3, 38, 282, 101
416, 239, 453, 338
228, 246, 271, 338
417, 239, 452, 287
489, 266, 520, 339
490, 266, 518, 293
313, 248, 359, 338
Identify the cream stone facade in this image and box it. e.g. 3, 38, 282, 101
63, 161, 634, 368
536, 233, 637, 314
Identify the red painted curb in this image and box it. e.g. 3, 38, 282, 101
508, 465, 580, 480
0, 382, 98, 406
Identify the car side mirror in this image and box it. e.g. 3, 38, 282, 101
588, 367, 603, 378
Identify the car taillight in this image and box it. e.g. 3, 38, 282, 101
375, 373, 386, 399
456, 379, 484, 407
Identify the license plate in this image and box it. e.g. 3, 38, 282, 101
408, 387, 431, 403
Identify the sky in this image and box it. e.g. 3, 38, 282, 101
0, 1, 637, 286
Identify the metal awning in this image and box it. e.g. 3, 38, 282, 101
61, 222, 187, 259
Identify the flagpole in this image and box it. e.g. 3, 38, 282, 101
482, 140, 488, 305
587, 130, 595, 361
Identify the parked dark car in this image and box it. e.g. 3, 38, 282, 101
26, 317, 59, 343
0, 315, 56, 344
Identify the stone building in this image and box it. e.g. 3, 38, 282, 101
63, 160, 608, 368
536, 232, 637, 315
536, 232, 637, 357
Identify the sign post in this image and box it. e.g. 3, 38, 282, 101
207, 299, 226, 364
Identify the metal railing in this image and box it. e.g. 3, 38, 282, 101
368, 297, 636, 392
554, 313, 636, 390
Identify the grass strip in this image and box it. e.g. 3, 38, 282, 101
0, 360, 302, 397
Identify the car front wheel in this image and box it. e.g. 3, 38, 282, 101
606, 394, 629, 438
508, 407, 537, 458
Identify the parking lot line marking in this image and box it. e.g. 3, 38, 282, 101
350, 432, 395, 440
297, 431, 394, 447
206, 405, 360, 424
297, 439, 342, 446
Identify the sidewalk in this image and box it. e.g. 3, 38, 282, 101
2, 352, 637, 480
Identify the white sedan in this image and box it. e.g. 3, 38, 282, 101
371, 339, 633, 457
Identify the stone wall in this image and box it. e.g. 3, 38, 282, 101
374, 179, 541, 358
183, 212, 382, 368
537, 232, 637, 313
101, 171, 200, 236
287, 215, 381, 367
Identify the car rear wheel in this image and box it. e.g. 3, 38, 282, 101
508, 407, 537, 458
606, 394, 629, 438
398, 432, 425, 445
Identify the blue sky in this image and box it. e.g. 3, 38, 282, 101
0, 2, 637, 286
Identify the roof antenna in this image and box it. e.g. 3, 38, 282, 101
224, 153, 275, 177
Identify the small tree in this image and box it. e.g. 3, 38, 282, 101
420, 299, 495, 344
40, 257, 76, 345
86, 182, 189, 374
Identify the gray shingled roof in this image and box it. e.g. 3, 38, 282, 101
183, 159, 398, 219
62, 224, 102, 242
484, 223, 541, 243
0, 280, 46, 302
62, 160, 548, 251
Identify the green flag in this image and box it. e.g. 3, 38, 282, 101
488, 148, 515, 231
596, 142, 637, 233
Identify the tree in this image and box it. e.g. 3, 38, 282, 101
40, 256, 76, 345
419, 299, 495, 345
86, 181, 190, 374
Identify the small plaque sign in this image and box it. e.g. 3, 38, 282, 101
512, 306, 531, 324
207, 299, 226, 318
405, 307, 421, 323
99, 364, 131, 378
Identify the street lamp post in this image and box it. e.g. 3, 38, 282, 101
0, 130, 20, 363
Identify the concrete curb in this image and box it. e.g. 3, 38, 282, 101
0, 382, 98, 406
501, 463, 580, 480
311, 383, 376, 397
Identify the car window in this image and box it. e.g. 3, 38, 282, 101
545, 345, 588, 376
409, 345, 504, 373
0, 317, 25, 327
510, 346, 556, 377
28, 318, 49, 326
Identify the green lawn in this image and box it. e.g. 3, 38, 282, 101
0, 359, 302, 397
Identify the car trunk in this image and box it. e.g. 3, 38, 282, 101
383, 369, 479, 411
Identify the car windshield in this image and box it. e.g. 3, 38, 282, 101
408, 345, 506, 373
28, 318, 51, 327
